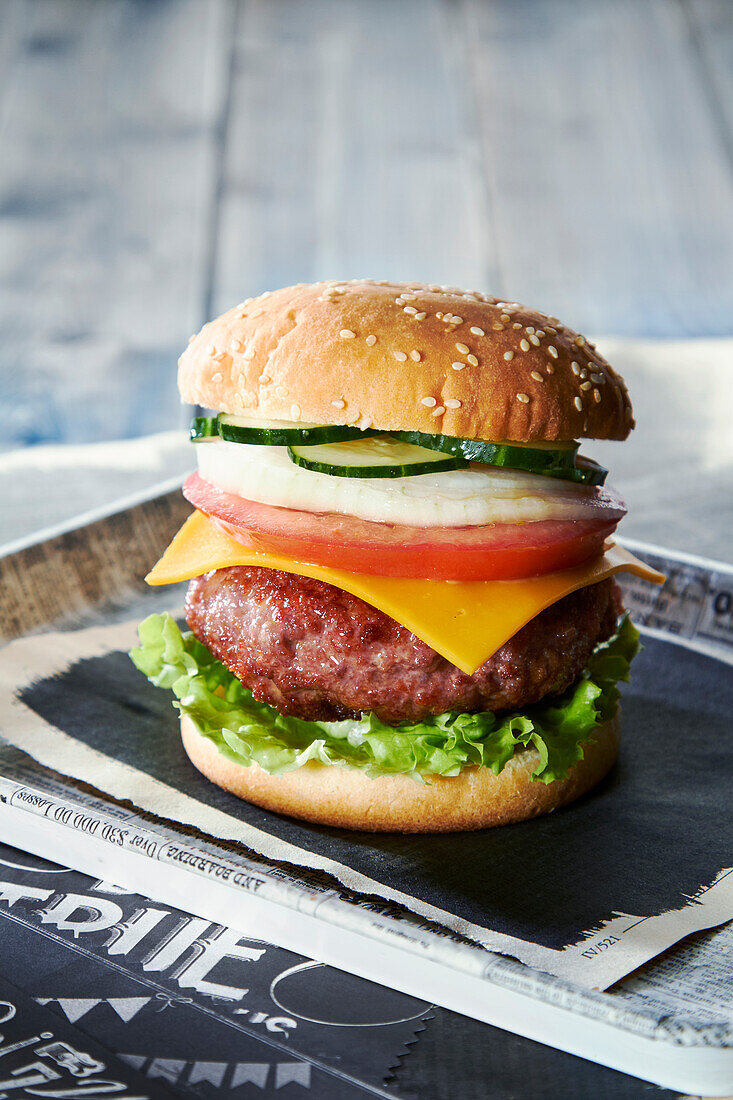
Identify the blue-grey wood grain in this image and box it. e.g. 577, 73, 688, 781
1, 0, 732, 451
0, 0, 230, 448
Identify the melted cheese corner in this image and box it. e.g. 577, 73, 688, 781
147, 510, 665, 675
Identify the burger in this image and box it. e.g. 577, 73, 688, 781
131, 280, 663, 832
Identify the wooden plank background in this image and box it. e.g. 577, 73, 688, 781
1, 0, 732, 449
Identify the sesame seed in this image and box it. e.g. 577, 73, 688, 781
445, 398, 462, 409
548, 345, 558, 358
580, 380, 592, 391
535, 330, 545, 338
394, 351, 407, 362
404, 306, 418, 315
402, 292, 417, 301
211, 372, 223, 383
365, 334, 377, 346
213, 350, 228, 362
340, 329, 356, 339
546, 326, 557, 335
580, 370, 588, 380
410, 349, 422, 361
520, 339, 530, 351
590, 372, 604, 384
526, 326, 535, 335
512, 322, 523, 330
275, 385, 287, 398
258, 374, 270, 383
436, 312, 443, 319
467, 354, 478, 366
575, 335, 586, 347
530, 371, 543, 382
470, 326, 485, 336
529, 334, 540, 346
243, 349, 256, 360
432, 406, 446, 417
205, 344, 217, 357
574, 396, 583, 411
452, 316, 463, 324
546, 364, 555, 375
230, 339, 243, 352
571, 361, 581, 375
421, 396, 437, 407
503, 351, 514, 361
501, 314, 511, 323
593, 389, 601, 403
332, 398, 346, 409
291, 403, 301, 418
516, 393, 530, 403
492, 323, 504, 331
451, 361, 466, 370
414, 312, 427, 320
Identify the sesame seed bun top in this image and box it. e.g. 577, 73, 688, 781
178, 280, 634, 442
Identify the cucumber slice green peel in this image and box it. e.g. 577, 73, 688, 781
288, 435, 468, 478
394, 429, 606, 485
394, 430, 579, 471
190, 416, 219, 441
190, 414, 381, 446
540, 456, 608, 486
218, 414, 380, 446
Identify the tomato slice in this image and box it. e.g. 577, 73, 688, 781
183, 473, 624, 581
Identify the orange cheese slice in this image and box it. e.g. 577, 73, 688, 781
147, 510, 665, 675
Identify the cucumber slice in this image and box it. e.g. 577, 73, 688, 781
288, 435, 468, 478
543, 456, 608, 486
190, 416, 219, 442
394, 430, 579, 471
218, 414, 379, 446
393, 429, 606, 484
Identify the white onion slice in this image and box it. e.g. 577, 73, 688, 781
196, 439, 625, 528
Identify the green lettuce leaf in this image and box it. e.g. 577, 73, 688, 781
130, 612, 640, 784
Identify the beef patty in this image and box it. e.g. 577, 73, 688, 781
185, 566, 621, 724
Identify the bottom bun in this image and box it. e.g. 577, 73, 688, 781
180, 713, 620, 833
